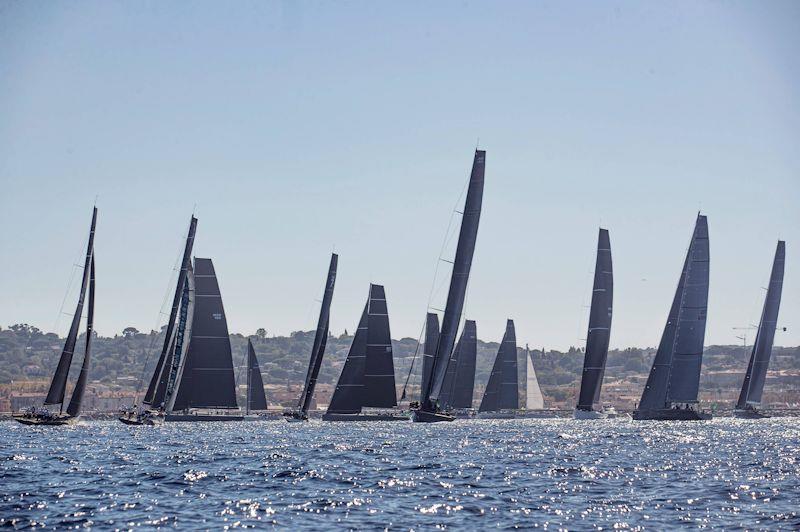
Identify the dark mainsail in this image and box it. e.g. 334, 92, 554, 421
479, 320, 519, 412
45, 207, 97, 407
327, 284, 396, 414
637, 214, 710, 411
576, 228, 613, 412
297, 253, 338, 415
246, 339, 268, 413
423, 150, 485, 412
66, 256, 95, 417
419, 313, 440, 402
144, 216, 197, 407
449, 320, 477, 409
736, 241, 786, 410
171, 258, 238, 410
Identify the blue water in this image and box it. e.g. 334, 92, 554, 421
1, 418, 798, 529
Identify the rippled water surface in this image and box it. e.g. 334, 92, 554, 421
1, 418, 799, 529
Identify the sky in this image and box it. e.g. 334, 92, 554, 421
1, 1, 798, 350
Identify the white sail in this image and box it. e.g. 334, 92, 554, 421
526, 349, 544, 410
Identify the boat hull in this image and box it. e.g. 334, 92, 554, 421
283, 411, 309, 422
164, 413, 244, 422
13, 414, 78, 426
633, 408, 712, 421
322, 412, 410, 422
118, 413, 163, 426
412, 409, 455, 423
733, 408, 770, 419
573, 408, 608, 420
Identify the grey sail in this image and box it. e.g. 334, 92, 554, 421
450, 320, 477, 409
66, 255, 95, 417
576, 228, 613, 411
479, 320, 519, 412
327, 302, 368, 414
171, 258, 238, 410
144, 216, 197, 406
246, 339, 268, 413
419, 313, 440, 402
424, 150, 485, 411
298, 253, 338, 414
638, 214, 710, 410
363, 284, 397, 407
45, 207, 97, 407
736, 241, 786, 409
438, 333, 461, 408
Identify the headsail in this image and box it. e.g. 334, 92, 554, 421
298, 253, 338, 415
449, 320, 477, 409
423, 150, 485, 411
327, 302, 368, 414
45, 207, 97, 407
363, 285, 397, 407
419, 313, 440, 402
736, 240, 785, 409
246, 338, 269, 413
144, 216, 197, 406
638, 214, 710, 410
525, 346, 544, 410
576, 228, 613, 411
171, 258, 238, 410
479, 320, 519, 412
66, 255, 95, 417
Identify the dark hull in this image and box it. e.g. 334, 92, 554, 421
733, 408, 770, 419
412, 409, 455, 423
633, 408, 712, 421
283, 411, 309, 422
165, 413, 244, 422
322, 412, 410, 422
118, 414, 162, 426
13, 414, 76, 426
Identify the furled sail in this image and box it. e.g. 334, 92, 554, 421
424, 150, 485, 411
171, 258, 238, 410
45, 207, 97, 407
419, 313, 440, 402
479, 320, 519, 412
736, 241, 785, 409
638, 214, 709, 410
525, 346, 544, 410
66, 256, 95, 417
144, 216, 197, 406
246, 338, 268, 413
576, 228, 613, 411
298, 253, 338, 414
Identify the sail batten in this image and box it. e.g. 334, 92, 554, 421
576, 228, 613, 411
736, 240, 785, 409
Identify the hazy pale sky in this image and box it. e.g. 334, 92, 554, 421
1, 1, 798, 350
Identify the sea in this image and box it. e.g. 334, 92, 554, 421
1, 418, 798, 529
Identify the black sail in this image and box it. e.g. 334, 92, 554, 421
450, 320, 477, 409
363, 284, 397, 407
438, 333, 461, 408
66, 255, 95, 417
419, 313, 440, 402
479, 320, 518, 411
736, 241, 786, 409
425, 150, 485, 409
45, 207, 97, 406
638, 215, 709, 410
327, 302, 369, 414
246, 339, 269, 413
298, 253, 338, 414
171, 258, 238, 410
576, 228, 613, 411
144, 216, 197, 405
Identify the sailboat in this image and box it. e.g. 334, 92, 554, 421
244, 338, 269, 419
414, 149, 485, 423
525, 345, 544, 411
14, 207, 97, 426
734, 240, 786, 419
439, 320, 477, 414
323, 284, 407, 421
574, 228, 613, 420
285, 253, 338, 422
478, 319, 519, 418
634, 214, 712, 421
120, 216, 197, 425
